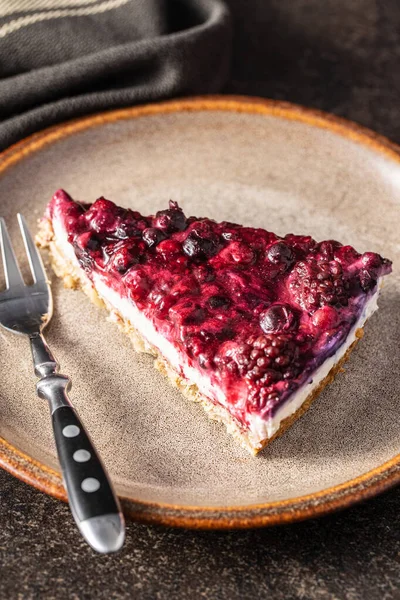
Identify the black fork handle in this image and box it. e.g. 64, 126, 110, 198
30, 333, 125, 554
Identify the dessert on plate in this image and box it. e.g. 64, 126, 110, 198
37, 190, 392, 454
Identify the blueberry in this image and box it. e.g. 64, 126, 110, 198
142, 227, 166, 248
114, 223, 141, 240
361, 252, 382, 270
184, 307, 206, 325
359, 268, 377, 292
182, 231, 219, 259
260, 304, 296, 334
208, 295, 230, 310
86, 236, 100, 252
74, 247, 93, 272
153, 205, 187, 232
267, 242, 294, 267
111, 247, 138, 273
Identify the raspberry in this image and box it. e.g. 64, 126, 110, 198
156, 239, 183, 260
123, 268, 151, 302
85, 198, 119, 234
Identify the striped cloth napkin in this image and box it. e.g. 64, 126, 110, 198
0, 0, 231, 150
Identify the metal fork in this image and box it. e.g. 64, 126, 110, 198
0, 215, 125, 554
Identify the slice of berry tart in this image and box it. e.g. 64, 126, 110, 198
37, 190, 392, 455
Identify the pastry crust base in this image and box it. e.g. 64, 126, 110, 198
37, 219, 364, 456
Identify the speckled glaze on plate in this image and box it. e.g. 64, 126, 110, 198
0, 97, 398, 529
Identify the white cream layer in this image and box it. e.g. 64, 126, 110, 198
53, 216, 380, 449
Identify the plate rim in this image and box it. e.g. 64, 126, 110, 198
0, 95, 399, 529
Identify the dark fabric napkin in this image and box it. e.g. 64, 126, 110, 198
0, 0, 232, 152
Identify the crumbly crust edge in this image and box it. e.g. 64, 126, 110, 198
36, 218, 363, 456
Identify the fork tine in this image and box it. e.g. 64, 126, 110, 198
0, 218, 24, 288
17, 214, 47, 284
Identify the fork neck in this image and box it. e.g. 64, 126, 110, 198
30, 332, 59, 378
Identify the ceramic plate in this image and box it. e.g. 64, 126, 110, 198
0, 97, 399, 529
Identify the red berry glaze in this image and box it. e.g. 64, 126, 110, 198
47, 190, 392, 424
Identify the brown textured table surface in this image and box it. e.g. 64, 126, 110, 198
1, 1, 400, 598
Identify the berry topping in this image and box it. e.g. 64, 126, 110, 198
359, 268, 377, 292
237, 334, 299, 381
53, 190, 392, 419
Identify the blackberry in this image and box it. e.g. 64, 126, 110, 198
289, 258, 349, 311
236, 334, 299, 383
236, 333, 301, 412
